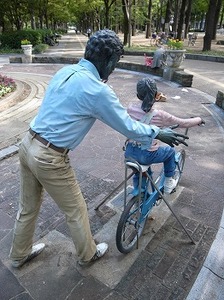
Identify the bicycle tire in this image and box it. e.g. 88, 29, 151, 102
116, 196, 147, 254
175, 149, 186, 186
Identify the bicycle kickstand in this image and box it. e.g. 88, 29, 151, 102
148, 177, 196, 245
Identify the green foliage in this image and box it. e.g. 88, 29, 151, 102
33, 43, 49, 54
167, 39, 184, 50
0, 29, 52, 49
21, 39, 31, 45
0, 47, 22, 54
0, 74, 17, 98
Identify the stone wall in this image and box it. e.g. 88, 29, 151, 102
9, 55, 193, 87
173, 70, 193, 87
216, 91, 224, 110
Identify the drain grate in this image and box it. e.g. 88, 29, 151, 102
108, 185, 133, 211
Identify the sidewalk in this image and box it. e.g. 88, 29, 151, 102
0, 32, 224, 300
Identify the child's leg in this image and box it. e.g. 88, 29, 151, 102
132, 173, 148, 195
125, 144, 176, 193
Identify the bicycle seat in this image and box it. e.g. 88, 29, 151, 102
126, 161, 150, 173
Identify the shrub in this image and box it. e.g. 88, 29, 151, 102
0, 29, 52, 49
0, 74, 17, 97
33, 43, 49, 54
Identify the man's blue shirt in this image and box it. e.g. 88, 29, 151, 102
30, 58, 159, 150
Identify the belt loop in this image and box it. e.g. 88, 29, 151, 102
31, 132, 36, 140
63, 149, 69, 155
46, 141, 51, 148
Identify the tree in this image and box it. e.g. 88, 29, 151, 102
145, 0, 152, 38
176, 0, 188, 40
212, 0, 222, 39
203, 0, 220, 51
122, 0, 130, 46
103, 0, 117, 28
184, 0, 193, 38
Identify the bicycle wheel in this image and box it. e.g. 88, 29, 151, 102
116, 196, 147, 254
175, 149, 186, 185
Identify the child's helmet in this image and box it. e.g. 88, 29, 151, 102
137, 78, 157, 112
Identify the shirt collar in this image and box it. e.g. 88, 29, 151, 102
78, 58, 101, 81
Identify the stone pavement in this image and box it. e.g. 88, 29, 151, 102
0, 32, 224, 300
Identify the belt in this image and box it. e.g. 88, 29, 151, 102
29, 128, 69, 154
123, 139, 142, 151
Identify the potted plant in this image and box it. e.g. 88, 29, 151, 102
21, 39, 33, 56
164, 38, 186, 69
167, 38, 184, 50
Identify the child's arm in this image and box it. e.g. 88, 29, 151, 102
153, 110, 204, 128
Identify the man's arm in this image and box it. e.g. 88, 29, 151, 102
95, 85, 189, 148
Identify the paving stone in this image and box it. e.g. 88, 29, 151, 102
12, 292, 34, 300
179, 238, 210, 291
153, 248, 179, 279
134, 273, 169, 300
67, 275, 111, 300
17, 230, 81, 300
146, 247, 166, 271
116, 251, 151, 297
152, 284, 172, 300
0, 260, 25, 299
168, 287, 187, 300
163, 254, 188, 290
104, 291, 129, 300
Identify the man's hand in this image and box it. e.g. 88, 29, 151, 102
156, 127, 189, 147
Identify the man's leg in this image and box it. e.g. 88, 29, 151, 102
42, 164, 97, 261
10, 137, 43, 261
28, 139, 97, 262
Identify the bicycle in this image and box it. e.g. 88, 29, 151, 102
115, 129, 195, 254
188, 33, 197, 47
44, 34, 59, 46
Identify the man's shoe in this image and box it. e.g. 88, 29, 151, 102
11, 243, 45, 268
78, 242, 108, 266
164, 177, 178, 194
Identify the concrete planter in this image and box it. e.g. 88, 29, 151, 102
21, 44, 32, 56
164, 49, 186, 68
163, 49, 186, 81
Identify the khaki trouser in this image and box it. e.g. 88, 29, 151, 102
10, 132, 96, 262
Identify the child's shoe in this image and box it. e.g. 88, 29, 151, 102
164, 177, 178, 194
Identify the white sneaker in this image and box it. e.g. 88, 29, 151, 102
164, 177, 178, 194
11, 243, 45, 268
78, 242, 108, 266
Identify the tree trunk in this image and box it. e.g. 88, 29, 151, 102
203, 0, 218, 51
122, 0, 129, 45
177, 0, 187, 40
185, 0, 192, 38
212, 0, 222, 39
173, 0, 180, 34
145, 0, 152, 38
